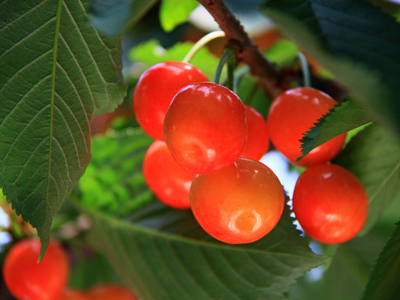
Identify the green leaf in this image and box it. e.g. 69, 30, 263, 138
362, 221, 400, 300
77, 129, 155, 217
69, 248, 123, 290
0, 0, 126, 258
265, 39, 299, 67
160, 0, 198, 32
75, 129, 327, 299
333, 124, 400, 235
129, 40, 219, 80
88, 0, 158, 36
263, 0, 400, 139
299, 97, 374, 160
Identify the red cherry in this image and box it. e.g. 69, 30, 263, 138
164, 82, 247, 174
190, 158, 285, 244
133, 61, 209, 141
143, 140, 197, 209
3, 239, 69, 300
54, 289, 88, 300
267, 87, 347, 167
293, 164, 368, 244
86, 284, 138, 300
240, 105, 269, 161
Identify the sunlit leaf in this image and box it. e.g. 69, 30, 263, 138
129, 40, 219, 80
160, 0, 198, 32
299, 97, 374, 160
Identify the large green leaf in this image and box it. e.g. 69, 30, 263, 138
74, 129, 327, 299
299, 97, 374, 160
160, 0, 198, 32
362, 221, 400, 300
263, 0, 400, 139
333, 124, 400, 235
0, 0, 126, 257
88, 0, 158, 36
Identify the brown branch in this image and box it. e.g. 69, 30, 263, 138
196, 0, 292, 98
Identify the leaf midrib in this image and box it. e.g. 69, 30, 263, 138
75, 200, 325, 259
369, 157, 400, 204
46, 0, 63, 207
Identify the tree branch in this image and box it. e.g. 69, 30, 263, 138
196, 0, 292, 98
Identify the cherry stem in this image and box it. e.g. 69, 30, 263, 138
227, 54, 236, 91
182, 31, 226, 63
298, 52, 311, 88
213, 47, 235, 85
233, 65, 250, 94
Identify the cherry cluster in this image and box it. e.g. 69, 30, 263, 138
133, 61, 368, 245
2, 238, 138, 300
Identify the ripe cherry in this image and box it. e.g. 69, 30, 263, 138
164, 82, 247, 174
143, 140, 197, 209
87, 284, 138, 300
3, 238, 69, 300
267, 87, 347, 167
133, 61, 209, 141
240, 105, 269, 161
190, 158, 285, 244
55, 289, 88, 300
292, 164, 368, 244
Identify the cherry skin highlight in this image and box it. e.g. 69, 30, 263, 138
292, 164, 369, 244
240, 105, 269, 161
190, 158, 285, 244
87, 284, 138, 300
3, 239, 69, 300
143, 140, 197, 209
164, 82, 247, 174
267, 87, 347, 167
133, 61, 209, 141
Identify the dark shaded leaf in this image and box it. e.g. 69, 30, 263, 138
334, 124, 400, 235
0, 0, 125, 258
88, 0, 158, 36
362, 221, 400, 300
263, 0, 400, 139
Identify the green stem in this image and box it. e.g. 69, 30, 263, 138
213, 48, 235, 85
233, 65, 250, 94
227, 55, 236, 91
182, 31, 225, 63
298, 52, 311, 88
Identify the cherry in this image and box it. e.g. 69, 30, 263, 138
86, 284, 138, 300
55, 289, 88, 300
164, 82, 247, 174
240, 105, 269, 161
292, 164, 368, 244
3, 238, 69, 300
190, 158, 285, 244
143, 140, 197, 209
267, 87, 347, 167
133, 61, 209, 141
